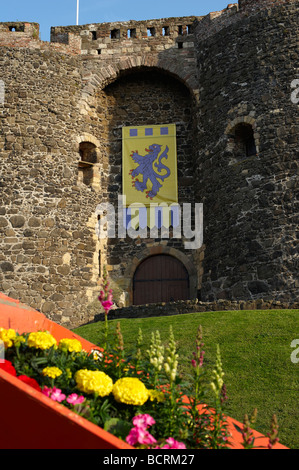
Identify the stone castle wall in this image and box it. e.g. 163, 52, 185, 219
193, 0, 298, 303
0, 0, 298, 327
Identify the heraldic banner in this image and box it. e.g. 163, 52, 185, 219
122, 123, 178, 208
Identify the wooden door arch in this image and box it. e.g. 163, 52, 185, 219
133, 255, 189, 305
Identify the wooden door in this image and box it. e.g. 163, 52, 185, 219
133, 255, 189, 305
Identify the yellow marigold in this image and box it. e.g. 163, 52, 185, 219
112, 377, 149, 406
13, 335, 26, 348
75, 369, 113, 396
42, 366, 63, 378
0, 328, 16, 348
148, 389, 165, 403
58, 338, 82, 353
27, 331, 57, 350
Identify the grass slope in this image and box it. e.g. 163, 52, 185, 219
73, 309, 299, 449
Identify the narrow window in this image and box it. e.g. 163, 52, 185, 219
91, 31, 97, 40
234, 123, 257, 158
178, 25, 183, 35
128, 28, 136, 38
163, 26, 170, 36
147, 27, 156, 37
187, 24, 193, 34
178, 42, 183, 49
78, 142, 97, 186
97, 49, 101, 55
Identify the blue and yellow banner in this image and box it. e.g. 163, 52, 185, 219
122, 124, 178, 208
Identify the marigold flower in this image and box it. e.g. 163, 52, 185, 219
28, 331, 57, 350
0, 328, 16, 348
42, 366, 63, 379
13, 335, 26, 348
75, 369, 113, 396
112, 377, 149, 406
58, 338, 82, 353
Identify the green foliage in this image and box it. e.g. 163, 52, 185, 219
74, 309, 299, 449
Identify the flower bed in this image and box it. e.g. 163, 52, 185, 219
0, 292, 288, 449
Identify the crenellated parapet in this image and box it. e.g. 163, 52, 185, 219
0, 21, 81, 55
51, 16, 200, 57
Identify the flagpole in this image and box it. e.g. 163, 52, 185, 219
76, 0, 79, 25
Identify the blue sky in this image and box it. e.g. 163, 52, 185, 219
1, 0, 231, 41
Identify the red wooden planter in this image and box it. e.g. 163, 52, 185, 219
0, 293, 288, 449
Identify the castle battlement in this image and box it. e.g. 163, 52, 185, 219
51, 16, 200, 57
0, 21, 81, 55
0, 1, 297, 56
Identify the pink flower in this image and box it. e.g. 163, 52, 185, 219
50, 388, 66, 402
66, 393, 85, 405
42, 386, 51, 397
42, 386, 66, 402
126, 427, 157, 446
98, 291, 105, 302
161, 437, 186, 449
101, 300, 114, 312
133, 414, 156, 429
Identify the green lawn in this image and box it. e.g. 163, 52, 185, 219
73, 309, 299, 449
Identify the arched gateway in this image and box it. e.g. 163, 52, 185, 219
133, 255, 189, 305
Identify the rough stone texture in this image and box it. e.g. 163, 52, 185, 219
0, 0, 298, 328
193, 0, 299, 304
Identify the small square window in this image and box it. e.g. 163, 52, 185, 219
147, 27, 156, 37
128, 28, 136, 38
178, 42, 183, 49
110, 29, 120, 39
